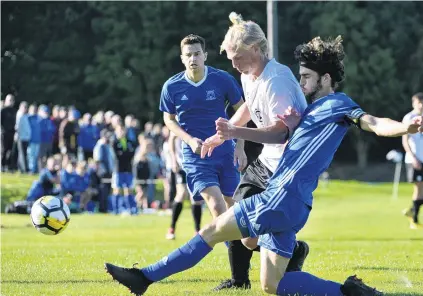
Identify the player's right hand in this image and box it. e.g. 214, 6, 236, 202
412, 157, 422, 170
407, 115, 423, 134
276, 106, 301, 137
189, 137, 203, 155
200, 134, 224, 158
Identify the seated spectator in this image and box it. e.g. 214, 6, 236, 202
59, 159, 88, 212
26, 156, 60, 201
80, 159, 102, 212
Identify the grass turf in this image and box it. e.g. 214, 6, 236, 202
1, 178, 422, 295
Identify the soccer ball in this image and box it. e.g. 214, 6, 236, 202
30, 196, 71, 235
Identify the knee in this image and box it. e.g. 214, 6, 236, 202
199, 218, 225, 247
260, 277, 279, 294
242, 238, 258, 250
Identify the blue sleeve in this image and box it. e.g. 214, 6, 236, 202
223, 72, 242, 106
330, 95, 366, 129
60, 171, 70, 191
77, 127, 83, 147
40, 169, 55, 182
159, 82, 175, 114
39, 170, 48, 183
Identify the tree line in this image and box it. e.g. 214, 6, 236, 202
2, 1, 422, 166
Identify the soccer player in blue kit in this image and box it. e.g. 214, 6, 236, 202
157, 34, 246, 219
105, 36, 423, 295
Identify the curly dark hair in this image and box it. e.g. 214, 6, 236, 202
294, 36, 345, 87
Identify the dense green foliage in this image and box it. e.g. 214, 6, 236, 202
2, 2, 422, 164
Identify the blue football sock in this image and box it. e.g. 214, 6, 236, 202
141, 234, 212, 282
110, 195, 119, 214
277, 271, 343, 296
123, 195, 131, 210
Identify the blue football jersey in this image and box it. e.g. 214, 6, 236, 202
159, 66, 242, 158
266, 93, 366, 207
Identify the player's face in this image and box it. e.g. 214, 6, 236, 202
181, 44, 206, 72
299, 66, 323, 102
412, 97, 423, 113
226, 47, 256, 75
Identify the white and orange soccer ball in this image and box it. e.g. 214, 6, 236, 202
30, 196, 71, 235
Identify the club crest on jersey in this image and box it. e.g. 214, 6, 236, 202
206, 90, 216, 101
255, 109, 263, 123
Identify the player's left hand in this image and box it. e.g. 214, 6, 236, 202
201, 134, 225, 158
276, 106, 301, 138
407, 116, 423, 134
216, 117, 236, 140
234, 141, 247, 172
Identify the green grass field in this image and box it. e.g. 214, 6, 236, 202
1, 178, 422, 296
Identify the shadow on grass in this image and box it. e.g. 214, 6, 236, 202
384, 294, 423, 296
355, 266, 423, 272
307, 237, 423, 242
2, 279, 110, 284
2, 278, 223, 285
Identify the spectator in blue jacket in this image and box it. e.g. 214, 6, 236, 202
38, 105, 56, 169
27, 104, 41, 174
125, 114, 138, 143
15, 101, 31, 173
93, 129, 115, 178
78, 113, 100, 161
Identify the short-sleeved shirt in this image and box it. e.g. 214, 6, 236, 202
402, 110, 423, 163
241, 59, 307, 172
266, 93, 366, 207
159, 66, 242, 160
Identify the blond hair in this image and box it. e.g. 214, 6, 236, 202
220, 12, 268, 58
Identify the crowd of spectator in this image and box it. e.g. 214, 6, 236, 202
1, 94, 170, 214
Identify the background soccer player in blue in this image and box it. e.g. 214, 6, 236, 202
105, 36, 422, 295
158, 34, 246, 221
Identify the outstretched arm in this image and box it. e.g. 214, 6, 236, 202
359, 114, 422, 137
215, 106, 301, 144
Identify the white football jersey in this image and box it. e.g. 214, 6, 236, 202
403, 110, 423, 163
241, 59, 307, 172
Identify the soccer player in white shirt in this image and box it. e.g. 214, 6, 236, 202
201, 12, 309, 290
402, 92, 423, 229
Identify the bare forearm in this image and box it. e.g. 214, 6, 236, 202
229, 103, 251, 127
233, 125, 288, 144
163, 117, 192, 145
168, 134, 177, 164
371, 118, 409, 137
